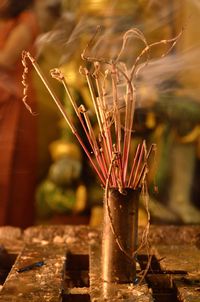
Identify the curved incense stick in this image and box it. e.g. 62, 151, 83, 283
22, 51, 105, 186
22, 27, 180, 191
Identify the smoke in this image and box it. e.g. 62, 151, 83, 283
35, 1, 173, 59
135, 44, 200, 92
35, 0, 200, 105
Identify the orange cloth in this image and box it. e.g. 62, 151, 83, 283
0, 11, 39, 228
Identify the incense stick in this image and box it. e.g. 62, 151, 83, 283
22, 51, 105, 186
22, 27, 181, 192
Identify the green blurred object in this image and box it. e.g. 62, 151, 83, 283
48, 157, 82, 187
36, 180, 76, 217
36, 137, 86, 218
156, 94, 200, 135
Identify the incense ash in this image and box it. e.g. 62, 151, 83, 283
22, 27, 181, 193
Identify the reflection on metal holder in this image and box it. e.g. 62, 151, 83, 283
102, 188, 140, 283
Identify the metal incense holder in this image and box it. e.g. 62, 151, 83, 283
102, 188, 140, 283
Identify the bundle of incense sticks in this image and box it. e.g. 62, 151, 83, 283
22, 28, 182, 191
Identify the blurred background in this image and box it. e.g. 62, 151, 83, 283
2, 0, 200, 228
